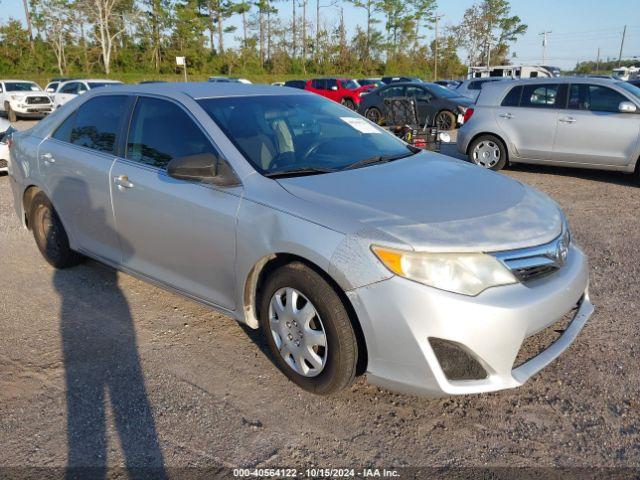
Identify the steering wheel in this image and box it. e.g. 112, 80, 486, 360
301, 139, 332, 163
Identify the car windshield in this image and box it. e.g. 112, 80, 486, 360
427, 83, 461, 98
341, 79, 360, 90
87, 82, 120, 89
617, 81, 640, 99
5, 82, 40, 92
198, 94, 412, 176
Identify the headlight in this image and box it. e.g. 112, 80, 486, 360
372, 246, 517, 296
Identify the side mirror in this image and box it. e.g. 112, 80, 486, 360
167, 153, 239, 187
619, 101, 638, 113
46, 88, 55, 93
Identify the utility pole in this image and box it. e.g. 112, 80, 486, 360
486, 20, 492, 71
539, 31, 552, 65
596, 47, 601, 74
618, 25, 627, 67
22, 0, 35, 53
433, 14, 444, 81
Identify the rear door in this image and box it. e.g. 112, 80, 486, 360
553, 83, 640, 166
110, 96, 241, 310
38, 95, 133, 262
494, 83, 561, 160
405, 85, 434, 124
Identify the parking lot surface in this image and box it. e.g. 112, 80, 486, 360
1, 120, 639, 471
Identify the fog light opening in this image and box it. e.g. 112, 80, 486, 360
429, 338, 488, 381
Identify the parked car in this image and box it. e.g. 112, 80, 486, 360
358, 82, 473, 130
53, 79, 123, 109
304, 78, 372, 110
8, 83, 593, 396
283, 80, 306, 89
628, 79, 640, 89
357, 78, 385, 88
0, 80, 54, 121
381, 76, 423, 84
44, 78, 77, 95
435, 80, 462, 89
455, 78, 507, 102
457, 78, 640, 174
0, 118, 15, 173
208, 77, 252, 84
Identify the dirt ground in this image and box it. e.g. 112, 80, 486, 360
0, 121, 639, 477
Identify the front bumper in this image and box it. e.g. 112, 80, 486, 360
11, 103, 53, 117
347, 244, 592, 396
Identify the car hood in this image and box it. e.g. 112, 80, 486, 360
276, 154, 562, 253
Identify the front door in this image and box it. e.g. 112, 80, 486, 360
110, 96, 241, 310
38, 95, 132, 262
553, 83, 640, 166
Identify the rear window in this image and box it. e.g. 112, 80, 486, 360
501, 86, 523, 107
520, 84, 560, 108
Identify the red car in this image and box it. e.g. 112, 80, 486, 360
304, 78, 373, 110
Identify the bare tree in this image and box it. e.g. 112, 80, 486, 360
77, 0, 136, 74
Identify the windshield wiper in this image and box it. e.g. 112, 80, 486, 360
264, 166, 337, 179
341, 146, 420, 171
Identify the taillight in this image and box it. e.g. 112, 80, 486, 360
463, 108, 474, 123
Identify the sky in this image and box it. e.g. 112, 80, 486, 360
1, 0, 638, 70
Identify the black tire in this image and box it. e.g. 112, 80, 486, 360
259, 261, 358, 395
29, 191, 82, 268
6, 103, 17, 123
467, 134, 508, 171
435, 110, 456, 131
341, 98, 356, 110
365, 107, 383, 125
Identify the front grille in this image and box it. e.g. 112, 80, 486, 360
429, 338, 488, 381
0, 159, 7, 169
26, 96, 51, 105
513, 304, 578, 368
493, 229, 570, 283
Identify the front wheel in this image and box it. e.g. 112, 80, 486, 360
6, 104, 17, 122
468, 134, 508, 171
365, 107, 383, 125
29, 192, 82, 268
259, 262, 358, 395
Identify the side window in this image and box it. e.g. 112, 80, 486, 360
469, 81, 481, 90
78, 83, 88, 93
70, 95, 130, 154
126, 97, 217, 170
568, 84, 589, 110
311, 79, 325, 89
59, 82, 77, 94
326, 79, 338, 90
380, 86, 405, 98
521, 84, 559, 108
52, 110, 77, 143
588, 85, 628, 113
406, 86, 432, 101
501, 86, 523, 107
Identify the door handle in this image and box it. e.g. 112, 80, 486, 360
499, 113, 514, 119
559, 117, 576, 124
113, 175, 134, 189
41, 152, 55, 164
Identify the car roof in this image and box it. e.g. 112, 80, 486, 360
0, 79, 38, 83
476, 76, 631, 106
77, 82, 309, 100
60, 79, 123, 84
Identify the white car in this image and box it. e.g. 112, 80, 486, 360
0, 117, 15, 173
0, 80, 54, 121
53, 79, 123, 109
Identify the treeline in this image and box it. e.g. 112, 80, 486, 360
0, 0, 526, 81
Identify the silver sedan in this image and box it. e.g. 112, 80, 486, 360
8, 83, 593, 396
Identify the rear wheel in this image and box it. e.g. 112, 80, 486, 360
341, 98, 356, 110
365, 107, 383, 124
468, 134, 508, 171
435, 110, 456, 131
29, 192, 82, 268
259, 262, 358, 395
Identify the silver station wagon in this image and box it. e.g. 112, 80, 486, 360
8, 83, 593, 396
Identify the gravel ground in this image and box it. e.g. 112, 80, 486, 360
0, 121, 639, 476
